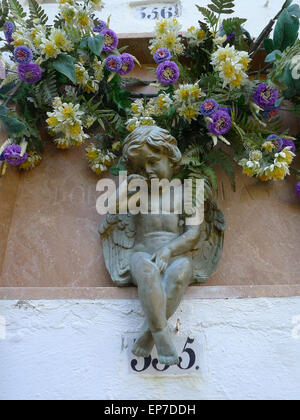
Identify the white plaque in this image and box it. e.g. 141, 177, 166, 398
126, 335, 203, 376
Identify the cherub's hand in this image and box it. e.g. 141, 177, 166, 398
151, 247, 172, 273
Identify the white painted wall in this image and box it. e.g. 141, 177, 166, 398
1, 297, 300, 400
23, 0, 289, 36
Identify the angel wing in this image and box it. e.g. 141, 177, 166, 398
99, 214, 136, 286
188, 199, 226, 284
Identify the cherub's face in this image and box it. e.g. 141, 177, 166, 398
128, 144, 174, 181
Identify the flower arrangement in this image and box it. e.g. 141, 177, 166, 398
0, 0, 136, 176
0, 0, 299, 200
120, 0, 299, 197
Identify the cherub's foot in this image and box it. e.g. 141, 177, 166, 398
152, 326, 179, 366
132, 330, 154, 358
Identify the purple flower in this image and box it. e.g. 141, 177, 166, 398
105, 55, 122, 72
101, 29, 118, 53
118, 53, 134, 75
4, 21, 14, 35
3, 145, 27, 166
4, 32, 14, 43
267, 134, 283, 150
280, 139, 296, 153
208, 110, 232, 136
295, 182, 300, 199
18, 63, 42, 83
156, 61, 179, 85
200, 99, 219, 116
253, 84, 279, 109
93, 20, 106, 33
226, 32, 235, 41
153, 47, 171, 64
14, 46, 33, 64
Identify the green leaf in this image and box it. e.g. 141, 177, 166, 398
28, 0, 48, 25
8, 0, 26, 19
80, 36, 89, 49
207, 0, 235, 15
196, 6, 218, 28
0, 113, 26, 136
274, 9, 299, 51
110, 161, 125, 176
52, 54, 76, 84
222, 17, 247, 35
0, 0, 9, 29
265, 49, 282, 63
207, 148, 236, 191
87, 34, 104, 56
263, 38, 274, 54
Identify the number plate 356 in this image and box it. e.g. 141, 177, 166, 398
126, 336, 203, 376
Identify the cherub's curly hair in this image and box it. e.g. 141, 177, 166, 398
122, 126, 182, 172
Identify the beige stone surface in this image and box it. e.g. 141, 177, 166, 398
0, 137, 299, 293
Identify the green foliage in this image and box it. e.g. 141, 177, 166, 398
222, 17, 247, 34
27, 70, 58, 108
222, 17, 248, 50
28, 0, 48, 25
0, 106, 27, 136
52, 54, 76, 84
8, 0, 26, 19
207, 0, 235, 15
273, 9, 299, 52
196, 6, 218, 28
0, 0, 9, 29
207, 148, 236, 191
88, 34, 104, 56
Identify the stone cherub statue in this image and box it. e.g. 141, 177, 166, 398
100, 125, 225, 366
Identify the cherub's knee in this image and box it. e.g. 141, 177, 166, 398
130, 252, 159, 279
168, 257, 192, 290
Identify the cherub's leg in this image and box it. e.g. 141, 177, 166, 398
133, 257, 192, 359
130, 252, 179, 365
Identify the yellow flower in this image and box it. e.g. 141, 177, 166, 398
157, 21, 168, 34
31, 29, 38, 38
280, 149, 294, 164
258, 173, 271, 182
19, 151, 42, 170
262, 141, 275, 153
231, 73, 243, 87
197, 30, 205, 41
52, 32, 67, 49
70, 123, 82, 136
78, 12, 89, 27
14, 39, 24, 47
165, 34, 177, 50
44, 42, 58, 58
243, 166, 255, 177
63, 106, 74, 119
223, 61, 236, 79
240, 56, 250, 70
188, 26, 196, 33
190, 86, 201, 99
184, 107, 197, 121
47, 116, 59, 127
271, 166, 286, 180
87, 149, 98, 160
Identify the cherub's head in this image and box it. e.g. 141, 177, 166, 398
122, 126, 182, 180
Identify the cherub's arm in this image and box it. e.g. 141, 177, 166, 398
151, 225, 202, 273
167, 224, 202, 257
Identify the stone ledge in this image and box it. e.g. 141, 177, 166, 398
1, 285, 300, 300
